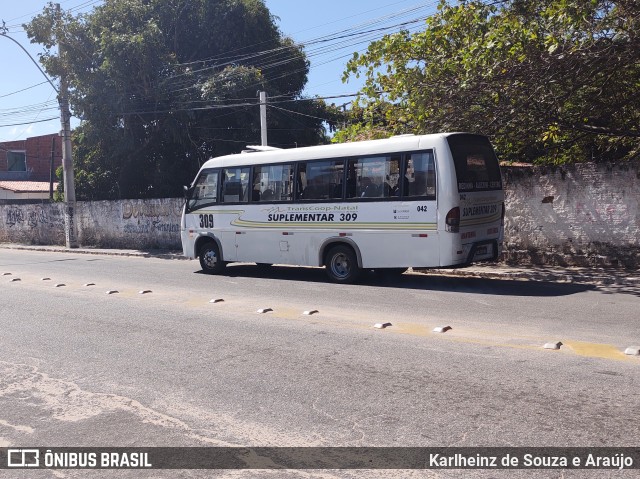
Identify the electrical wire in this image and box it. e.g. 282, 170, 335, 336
268, 104, 333, 123
119, 13, 429, 114
160, 5, 436, 88
3, 0, 101, 29
0, 81, 49, 98
2, 0, 445, 129
0, 116, 58, 128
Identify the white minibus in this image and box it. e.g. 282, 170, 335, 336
181, 133, 504, 283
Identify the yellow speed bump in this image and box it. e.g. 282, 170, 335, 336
561, 341, 632, 361
391, 323, 636, 362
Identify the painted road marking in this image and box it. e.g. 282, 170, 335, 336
6, 270, 637, 363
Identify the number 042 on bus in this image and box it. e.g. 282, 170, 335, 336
181, 133, 505, 283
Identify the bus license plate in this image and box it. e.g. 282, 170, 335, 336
474, 244, 492, 259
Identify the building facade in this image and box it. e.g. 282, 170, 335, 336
0, 133, 62, 181
0, 133, 61, 201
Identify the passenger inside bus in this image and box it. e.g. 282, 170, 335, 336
223, 180, 243, 202
412, 171, 428, 196
393, 175, 410, 197
261, 189, 275, 201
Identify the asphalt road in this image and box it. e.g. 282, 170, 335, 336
0, 249, 638, 478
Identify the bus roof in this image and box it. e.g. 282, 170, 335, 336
200, 133, 473, 169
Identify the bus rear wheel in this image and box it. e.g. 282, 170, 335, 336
199, 242, 226, 275
325, 245, 360, 284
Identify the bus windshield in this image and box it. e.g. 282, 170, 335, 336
447, 134, 502, 192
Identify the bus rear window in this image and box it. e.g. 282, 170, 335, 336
447, 134, 502, 192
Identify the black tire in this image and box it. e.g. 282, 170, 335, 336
199, 242, 226, 274
325, 245, 361, 284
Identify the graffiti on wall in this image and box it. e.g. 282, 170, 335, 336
119, 200, 182, 240
123, 223, 151, 234
122, 220, 180, 235
5, 206, 64, 229
6, 208, 25, 227
153, 221, 180, 233
122, 201, 182, 220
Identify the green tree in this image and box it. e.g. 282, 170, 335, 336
340, 0, 640, 164
26, 0, 340, 199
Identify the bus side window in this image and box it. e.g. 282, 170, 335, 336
404, 152, 435, 198
297, 160, 344, 200
253, 164, 294, 202
348, 155, 399, 199
222, 167, 250, 203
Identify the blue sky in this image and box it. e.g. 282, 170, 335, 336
0, 0, 437, 142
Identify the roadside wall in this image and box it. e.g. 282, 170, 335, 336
0, 161, 638, 267
502, 161, 640, 268
1, 203, 66, 245
0, 198, 183, 250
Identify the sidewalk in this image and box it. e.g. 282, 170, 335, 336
414, 264, 640, 287
1, 242, 639, 287
0, 243, 184, 260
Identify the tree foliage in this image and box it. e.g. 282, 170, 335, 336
339, 0, 640, 164
25, 0, 341, 199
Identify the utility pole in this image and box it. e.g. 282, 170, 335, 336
55, 3, 78, 248
0, 11, 78, 248
259, 91, 267, 146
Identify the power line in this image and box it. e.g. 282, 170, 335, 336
277, 0, 421, 37
124, 16, 425, 112
3, 0, 439, 130
3, 0, 101, 29
8, 90, 57, 141
6, 1, 435, 112
0, 81, 49, 98
268, 104, 332, 123
152, 1, 437, 96
0, 116, 58, 128
115, 91, 362, 117
0, 103, 59, 122
160, 8, 434, 87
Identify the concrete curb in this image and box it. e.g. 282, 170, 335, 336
413, 266, 640, 287
0, 243, 185, 260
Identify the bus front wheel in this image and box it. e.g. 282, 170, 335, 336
325, 245, 360, 284
199, 242, 226, 275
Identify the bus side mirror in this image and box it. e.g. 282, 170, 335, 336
183, 185, 193, 199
